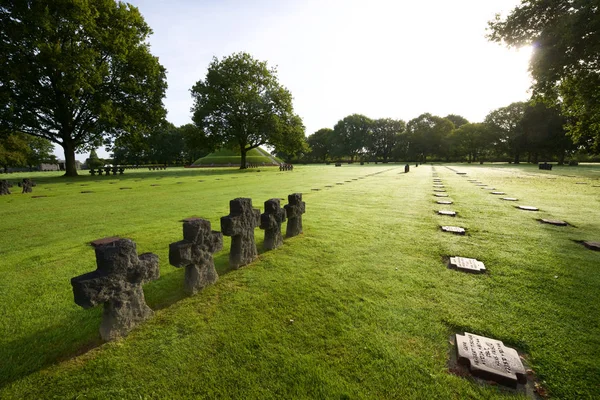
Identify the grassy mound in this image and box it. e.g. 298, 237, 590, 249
193, 147, 281, 166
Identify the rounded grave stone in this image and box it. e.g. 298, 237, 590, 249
448, 256, 486, 273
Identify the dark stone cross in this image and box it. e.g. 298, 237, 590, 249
0, 179, 11, 195
405, 164, 410, 173
260, 198, 286, 250
71, 238, 159, 341
20, 178, 34, 193
221, 198, 260, 269
169, 218, 223, 295
284, 193, 306, 238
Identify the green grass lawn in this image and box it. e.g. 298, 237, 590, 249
0, 163, 599, 399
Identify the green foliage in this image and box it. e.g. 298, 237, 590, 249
306, 128, 335, 162
369, 118, 406, 162
1, 165, 600, 398
488, 0, 600, 150
406, 113, 455, 161
484, 102, 527, 163
444, 114, 469, 129
190, 52, 306, 169
0, 133, 29, 172
332, 114, 372, 161
0, 0, 167, 176
85, 149, 103, 170
521, 102, 574, 164
450, 123, 496, 162
25, 136, 56, 168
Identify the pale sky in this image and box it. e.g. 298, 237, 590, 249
70, 0, 532, 160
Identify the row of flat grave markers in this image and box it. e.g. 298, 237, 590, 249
435, 169, 530, 389
71, 194, 306, 341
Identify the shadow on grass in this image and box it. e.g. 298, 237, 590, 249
0, 245, 267, 389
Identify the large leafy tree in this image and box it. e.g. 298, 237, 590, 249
190, 52, 306, 169
0, 133, 28, 173
521, 102, 574, 164
369, 118, 405, 162
307, 128, 334, 162
488, 1, 600, 151
450, 123, 496, 163
406, 113, 454, 162
25, 136, 56, 169
332, 114, 372, 161
0, 1, 167, 176
485, 102, 527, 163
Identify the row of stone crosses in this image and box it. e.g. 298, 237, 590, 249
71, 194, 306, 341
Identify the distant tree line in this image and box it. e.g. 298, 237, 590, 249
0, 133, 57, 173
297, 100, 591, 164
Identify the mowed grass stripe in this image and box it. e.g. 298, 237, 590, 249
0, 164, 599, 398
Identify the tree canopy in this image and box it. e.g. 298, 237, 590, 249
0, 0, 167, 176
488, 0, 600, 151
190, 52, 306, 169
332, 114, 372, 161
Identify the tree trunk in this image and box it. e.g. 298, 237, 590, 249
62, 140, 78, 177
240, 147, 247, 169
513, 151, 520, 164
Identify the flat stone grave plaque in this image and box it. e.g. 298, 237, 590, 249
438, 210, 457, 216
441, 226, 465, 235
31, 195, 47, 198
476, 183, 486, 186
540, 219, 567, 226
501, 197, 518, 201
576, 182, 588, 185
583, 241, 600, 251
345, 180, 351, 182
433, 184, 444, 188
517, 206, 539, 211
434, 193, 449, 197
436, 200, 453, 204
468, 179, 477, 182
336, 182, 344, 185
151, 184, 160, 186
119, 187, 132, 190
455, 332, 526, 387
198, 180, 204, 182
81, 191, 94, 194
482, 187, 495, 190
448, 256, 486, 273
311, 188, 320, 191
457, 172, 467, 175
325, 185, 333, 188
491, 192, 505, 195
434, 189, 446, 192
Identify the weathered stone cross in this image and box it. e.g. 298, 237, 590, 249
260, 198, 286, 250
284, 193, 305, 238
71, 238, 159, 341
221, 198, 260, 269
169, 218, 223, 295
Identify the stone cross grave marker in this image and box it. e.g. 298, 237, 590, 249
441, 226, 465, 235
455, 332, 526, 388
517, 206, 539, 211
20, 178, 35, 193
437, 200, 453, 204
448, 256, 486, 273
71, 238, 159, 341
169, 218, 223, 295
540, 219, 567, 226
285, 193, 306, 238
0, 180, 11, 195
260, 198, 286, 250
438, 210, 457, 216
221, 198, 260, 269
